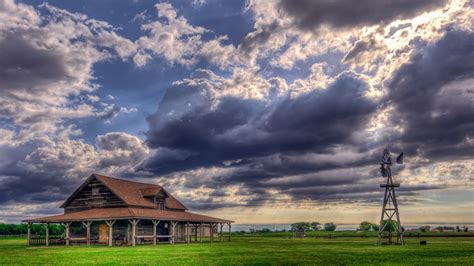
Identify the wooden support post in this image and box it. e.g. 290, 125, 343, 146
210, 223, 214, 243
63, 222, 72, 246
128, 219, 140, 246
228, 222, 231, 242
200, 222, 203, 243
27, 223, 31, 245
44, 223, 49, 246
194, 224, 198, 242
186, 222, 190, 243
105, 220, 116, 247
152, 220, 160, 245
82, 221, 92, 246
220, 223, 223, 242
170, 221, 177, 244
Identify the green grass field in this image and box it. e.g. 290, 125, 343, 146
1, 234, 473, 265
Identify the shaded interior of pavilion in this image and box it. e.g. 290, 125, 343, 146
27, 219, 232, 246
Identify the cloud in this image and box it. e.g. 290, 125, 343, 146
241, 0, 466, 71
144, 71, 376, 173
141, 29, 474, 209
0, 0, 138, 144
387, 30, 474, 160
278, 0, 447, 31
134, 3, 243, 69
192, 0, 207, 8
0, 0, 471, 219
138, 70, 399, 207
96, 104, 137, 121
0, 130, 150, 206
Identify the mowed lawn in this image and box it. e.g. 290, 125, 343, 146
1, 235, 473, 265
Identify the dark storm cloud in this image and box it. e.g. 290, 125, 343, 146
279, 0, 446, 31
139, 29, 474, 209
388, 30, 474, 160
240, 0, 446, 55
141, 70, 445, 208
0, 141, 84, 206
0, 33, 68, 92
240, 22, 280, 56
143, 72, 377, 175
342, 39, 377, 62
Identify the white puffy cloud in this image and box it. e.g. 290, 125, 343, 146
134, 3, 243, 69
20, 131, 150, 178
0, 0, 138, 145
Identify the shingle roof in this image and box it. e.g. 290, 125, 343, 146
23, 207, 232, 223
61, 174, 187, 210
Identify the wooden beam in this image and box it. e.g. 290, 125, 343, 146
210, 223, 214, 243
186, 222, 190, 243
170, 221, 177, 244
82, 221, 92, 246
219, 223, 223, 242
105, 220, 116, 247
128, 219, 140, 246
27, 223, 31, 246
63, 222, 72, 246
152, 220, 160, 245
200, 222, 203, 243
193, 224, 198, 242
44, 223, 49, 246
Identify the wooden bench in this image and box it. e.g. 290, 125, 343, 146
135, 235, 154, 244
67, 237, 87, 245
135, 235, 174, 244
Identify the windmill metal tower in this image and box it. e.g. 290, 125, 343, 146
377, 149, 405, 245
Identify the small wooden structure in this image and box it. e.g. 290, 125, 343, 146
23, 174, 232, 246
295, 228, 305, 238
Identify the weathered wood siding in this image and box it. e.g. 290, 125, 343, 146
113, 220, 130, 245
175, 222, 185, 242
137, 220, 154, 236
64, 177, 126, 213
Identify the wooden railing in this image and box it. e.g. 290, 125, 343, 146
29, 236, 64, 245
135, 235, 174, 244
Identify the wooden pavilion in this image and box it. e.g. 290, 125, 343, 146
22, 174, 233, 246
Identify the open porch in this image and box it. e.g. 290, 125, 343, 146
23, 207, 232, 247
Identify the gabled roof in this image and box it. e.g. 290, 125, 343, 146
60, 174, 187, 210
23, 207, 232, 223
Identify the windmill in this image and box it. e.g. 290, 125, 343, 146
377, 149, 405, 245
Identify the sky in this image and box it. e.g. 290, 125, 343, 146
0, 0, 473, 225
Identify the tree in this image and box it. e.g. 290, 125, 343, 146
0, 223, 65, 236
419, 226, 431, 232
311, 222, 321, 231
290, 222, 311, 232
381, 220, 398, 232
324, 222, 336, 231
371, 223, 380, 231
359, 221, 372, 231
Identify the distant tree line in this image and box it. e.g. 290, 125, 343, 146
359, 220, 400, 232
0, 223, 64, 236
358, 221, 380, 231
290, 222, 337, 232
422, 225, 469, 232
361, 221, 469, 232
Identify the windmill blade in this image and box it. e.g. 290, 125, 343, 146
396, 152, 404, 164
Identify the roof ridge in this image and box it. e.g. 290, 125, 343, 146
93, 173, 160, 187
